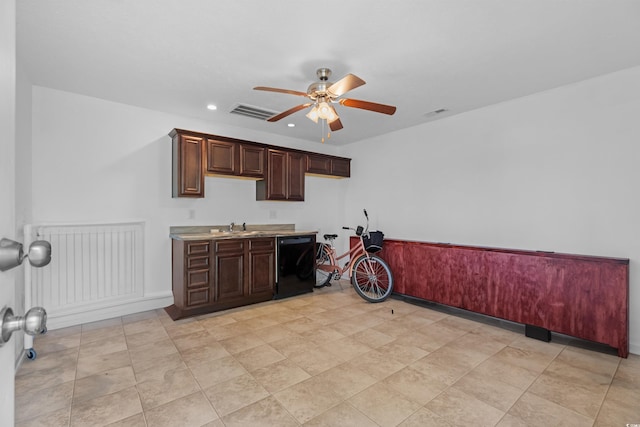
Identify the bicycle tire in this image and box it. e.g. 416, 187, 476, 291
315, 243, 332, 288
351, 255, 394, 302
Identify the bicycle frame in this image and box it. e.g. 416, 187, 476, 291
317, 234, 370, 279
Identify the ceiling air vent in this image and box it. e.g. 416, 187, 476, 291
230, 104, 279, 121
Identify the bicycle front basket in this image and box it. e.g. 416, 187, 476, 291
363, 231, 384, 253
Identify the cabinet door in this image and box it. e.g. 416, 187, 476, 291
248, 239, 275, 295
306, 154, 332, 175
306, 154, 350, 178
207, 139, 237, 175
173, 134, 204, 197
214, 240, 245, 301
239, 145, 264, 178
287, 151, 305, 201
331, 158, 351, 177
265, 149, 288, 200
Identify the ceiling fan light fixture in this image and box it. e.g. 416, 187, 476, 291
305, 106, 319, 123
317, 101, 338, 122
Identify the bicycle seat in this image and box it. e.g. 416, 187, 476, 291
323, 234, 338, 240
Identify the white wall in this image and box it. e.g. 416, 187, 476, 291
0, 0, 17, 420
343, 66, 640, 355
30, 87, 349, 312
13, 59, 33, 358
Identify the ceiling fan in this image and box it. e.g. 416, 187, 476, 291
253, 68, 396, 135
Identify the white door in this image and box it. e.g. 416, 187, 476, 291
1, 0, 17, 424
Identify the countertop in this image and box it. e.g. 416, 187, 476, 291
169, 224, 317, 241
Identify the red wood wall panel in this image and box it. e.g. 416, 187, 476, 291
353, 237, 629, 357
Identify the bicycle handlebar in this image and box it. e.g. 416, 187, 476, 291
338, 209, 370, 236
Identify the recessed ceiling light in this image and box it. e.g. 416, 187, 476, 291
207, 104, 217, 111
287, 123, 295, 128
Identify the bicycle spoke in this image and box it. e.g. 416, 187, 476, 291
351, 255, 393, 302
315, 244, 333, 288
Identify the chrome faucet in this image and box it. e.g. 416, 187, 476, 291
229, 222, 235, 232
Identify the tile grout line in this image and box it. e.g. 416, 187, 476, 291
589, 355, 622, 427
127, 316, 150, 427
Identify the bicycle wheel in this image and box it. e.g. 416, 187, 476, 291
351, 255, 394, 302
315, 243, 332, 288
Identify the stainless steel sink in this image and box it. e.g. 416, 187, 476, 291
207, 230, 265, 237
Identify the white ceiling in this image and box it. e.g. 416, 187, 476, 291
16, 0, 640, 146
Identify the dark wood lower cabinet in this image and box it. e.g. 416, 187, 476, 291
355, 237, 630, 357
214, 240, 246, 302
248, 239, 275, 295
167, 237, 275, 320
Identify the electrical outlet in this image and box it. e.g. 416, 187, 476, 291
269, 210, 277, 219
188, 209, 195, 219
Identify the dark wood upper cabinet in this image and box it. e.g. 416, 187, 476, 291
256, 149, 305, 201
306, 153, 332, 175
306, 153, 351, 178
287, 151, 305, 201
206, 139, 265, 178
206, 139, 236, 175
331, 157, 350, 177
170, 129, 204, 198
170, 128, 349, 199
239, 144, 265, 177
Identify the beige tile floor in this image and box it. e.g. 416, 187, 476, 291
15, 282, 640, 427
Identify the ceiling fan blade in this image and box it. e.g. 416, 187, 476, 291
327, 74, 366, 97
254, 86, 308, 97
329, 118, 343, 132
326, 105, 343, 131
339, 98, 397, 115
267, 103, 312, 122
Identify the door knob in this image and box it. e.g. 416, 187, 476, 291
0, 306, 47, 346
0, 238, 51, 271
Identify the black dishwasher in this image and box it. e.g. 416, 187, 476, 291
275, 235, 316, 299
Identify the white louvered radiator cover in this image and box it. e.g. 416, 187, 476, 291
24, 221, 145, 327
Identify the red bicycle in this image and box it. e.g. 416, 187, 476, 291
315, 209, 394, 302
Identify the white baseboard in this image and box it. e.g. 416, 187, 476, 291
629, 342, 639, 356
44, 291, 174, 330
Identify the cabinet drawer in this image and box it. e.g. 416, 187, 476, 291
187, 288, 210, 307
187, 241, 210, 255
187, 256, 209, 269
215, 239, 245, 253
250, 238, 275, 251
187, 269, 209, 288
